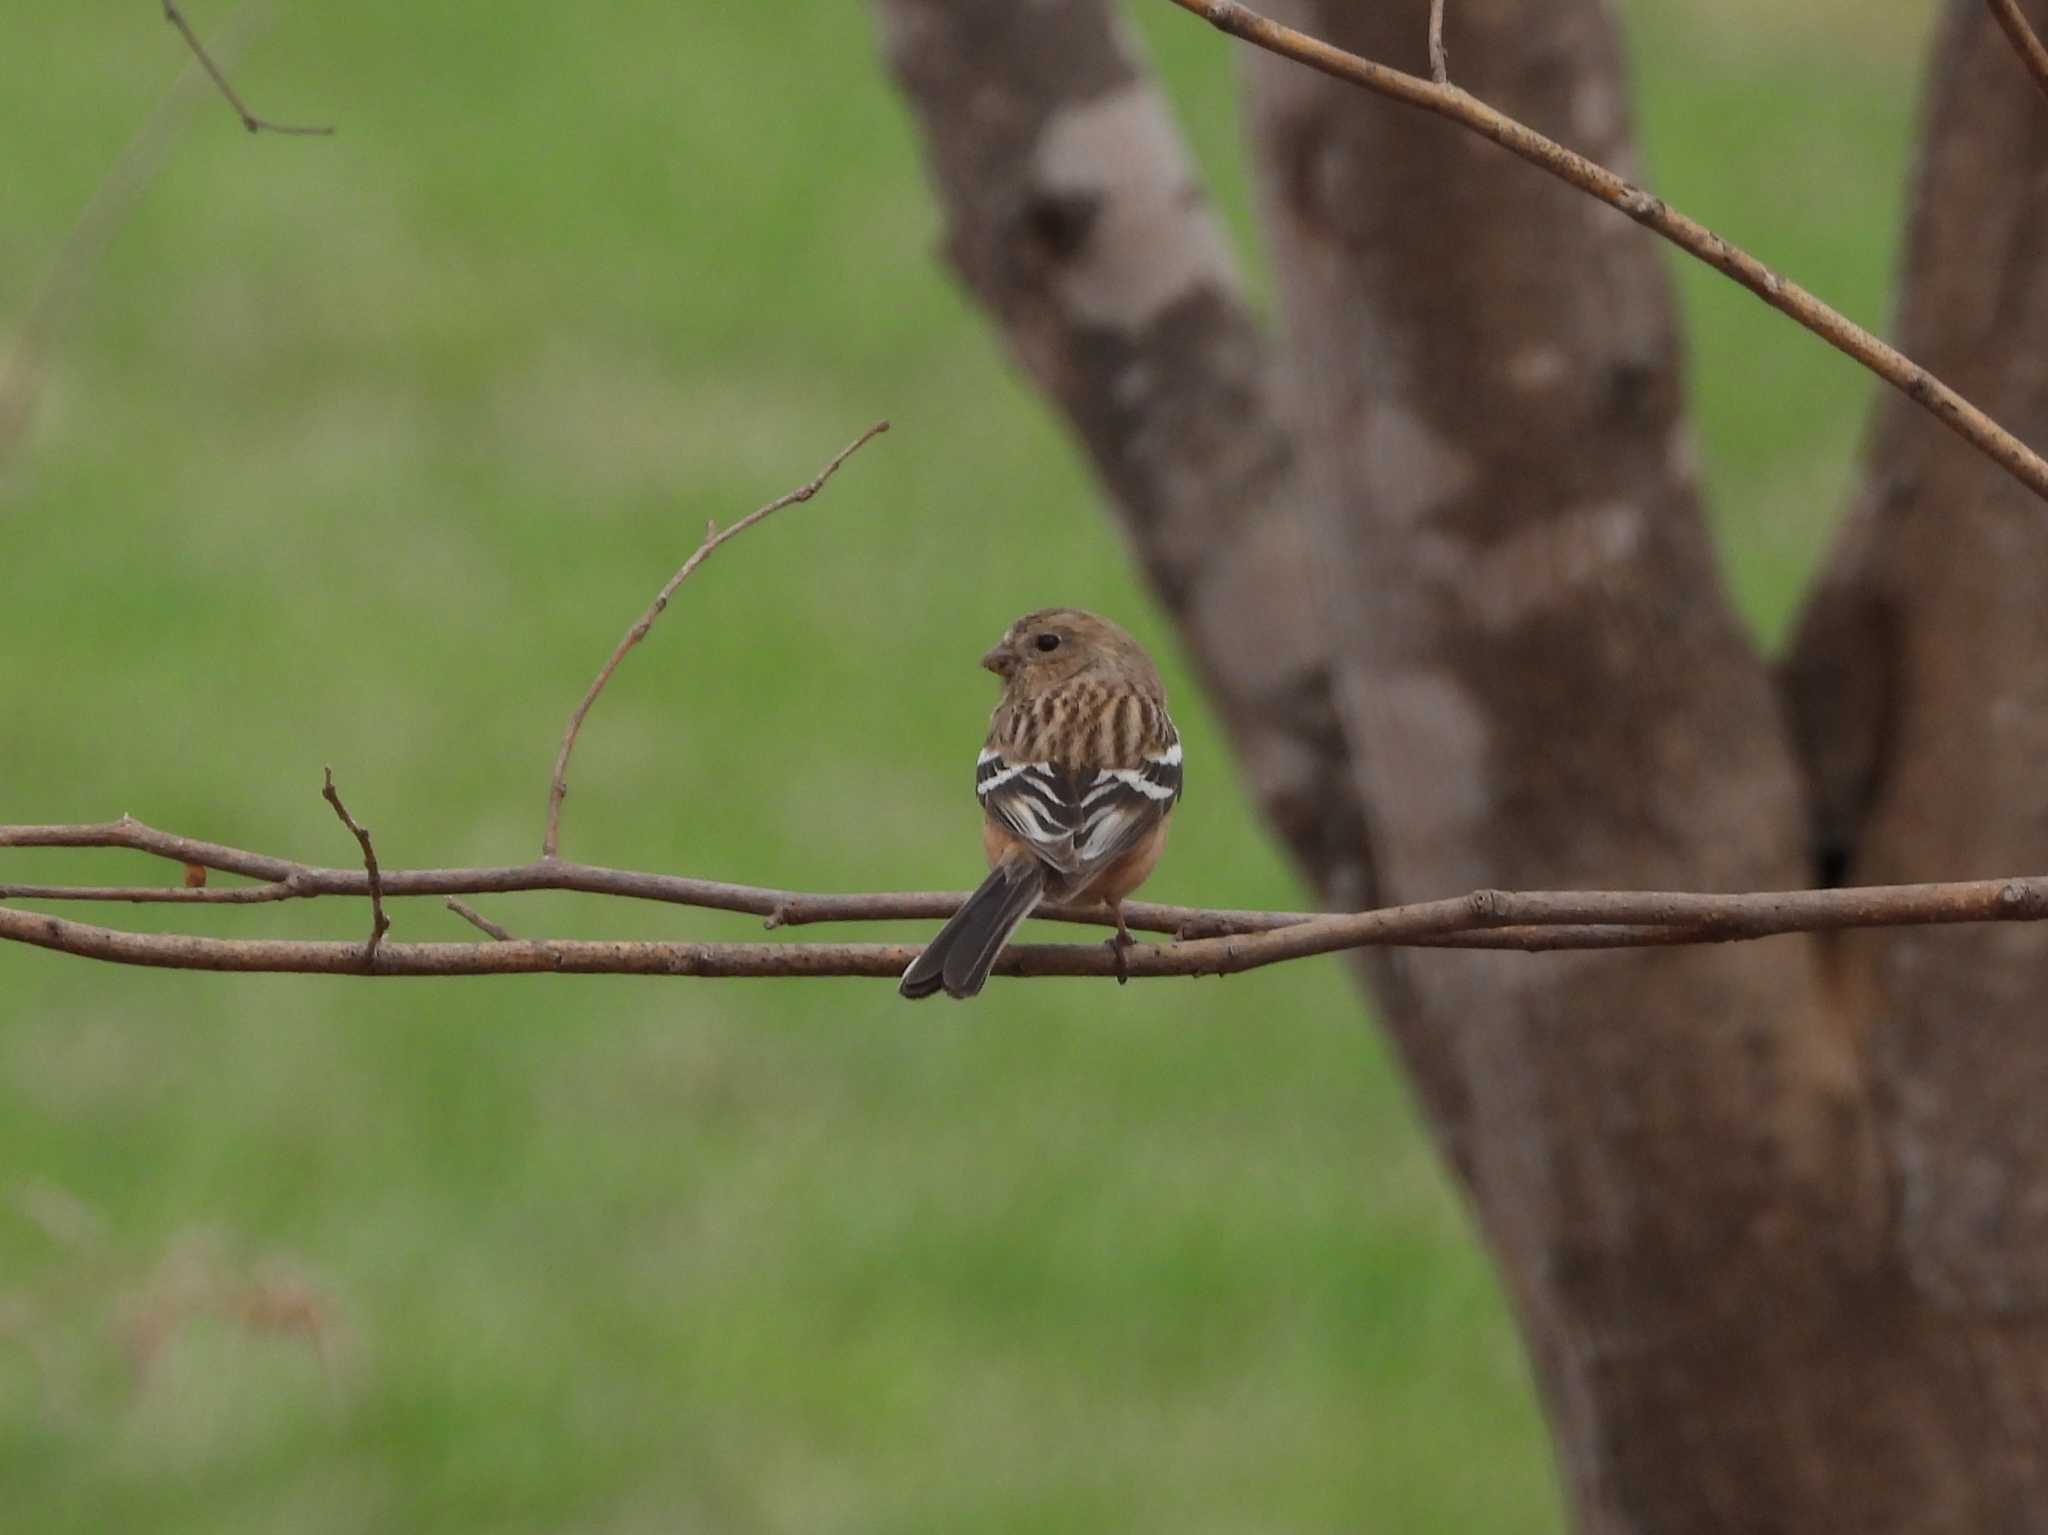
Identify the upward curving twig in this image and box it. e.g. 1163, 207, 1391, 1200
319, 768, 389, 964
541, 421, 889, 859
1162, 0, 2048, 505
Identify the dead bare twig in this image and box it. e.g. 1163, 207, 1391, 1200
319, 769, 388, 965
1988, 0, 2048, 104
1162, 0, 2048, 505
541, 421, 890, 859
1, 8, 261, 466
1427, 0, 1448, 84
444, 897, 515, 942
160, 1, 333, 136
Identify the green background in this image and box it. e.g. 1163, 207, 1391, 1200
0, 1, 1935, 1529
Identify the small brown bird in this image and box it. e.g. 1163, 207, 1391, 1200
900, 608, 1183, 1000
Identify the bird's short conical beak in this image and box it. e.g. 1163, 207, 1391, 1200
981, 645, 1011, 677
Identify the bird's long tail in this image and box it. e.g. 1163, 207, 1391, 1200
898, 853, 1047, 1000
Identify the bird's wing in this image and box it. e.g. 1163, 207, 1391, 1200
976, 752, 1085, 874
976, 736, 1182, 879
1067, 736, 1182, 870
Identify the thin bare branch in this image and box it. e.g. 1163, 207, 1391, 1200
10, 808, 2048, 976
319, 769, 389, 965
541, 421, 889, 859
7, 814, 2048, 955
2, 8, 260, 466
1989, 0, 2048, 104
0, 819, 1644, 947
1427, 0, 1448, 84
160, 1, 332, 136
444, 897, 514, 942
2, 876, 2047, 976
0, 814, 1314, 934
1164, 0, 2048, 505
3, 818, 306, 881
0, 904, 1706, 977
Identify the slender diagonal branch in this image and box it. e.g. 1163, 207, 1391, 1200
1988, 0, 2048, 103
1163, 0, 2048, 504
161, 1, 333, 135
2, 6, 270, 465
444, 897, 514, 941
541, 421, 889, 858
319, 769, 388, 964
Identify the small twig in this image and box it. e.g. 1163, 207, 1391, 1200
161, 0, 333, 136
1988, 0, 2048, 105
1164, 0, 2048, 506
1426, 0, 1448, 84
541, 421, 889, 859
444, 897, 514, 942
1, 5, 272, 466
319, 769, 389, 965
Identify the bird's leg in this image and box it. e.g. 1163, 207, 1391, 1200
1104, 899, 1136, 985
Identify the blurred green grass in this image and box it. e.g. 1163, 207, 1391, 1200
0, 1, 1932, 1529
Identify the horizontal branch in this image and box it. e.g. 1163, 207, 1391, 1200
1166, 0, 2048, 505
8, 811, 2048, 977
0, 905, 1870, 978
0, 816, 1307, 936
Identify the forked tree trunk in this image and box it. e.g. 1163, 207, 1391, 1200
1785, 0, 2048, 1316
878, 0, 2048, 1527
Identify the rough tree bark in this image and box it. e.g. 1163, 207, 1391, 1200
879, 0, 2048, 1529
1785, 0, 2048, 1318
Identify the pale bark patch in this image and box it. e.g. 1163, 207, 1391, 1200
1031, 83, 1237, 330
1188, 513, 1326, 694
1360, 403, 1478, 527
1667, 421, 1702, 486
1505, 344, 1570, 393
1571, 71, 1621, 146
1363, 670, 1497, 887
1423, 500, 1646, 632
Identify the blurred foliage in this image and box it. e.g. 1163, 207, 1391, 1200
0, 1, 1934, 1529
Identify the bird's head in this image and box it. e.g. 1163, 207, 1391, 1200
980, 607, 1159, 697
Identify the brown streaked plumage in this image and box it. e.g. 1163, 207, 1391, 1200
900, 608, 1184, 1001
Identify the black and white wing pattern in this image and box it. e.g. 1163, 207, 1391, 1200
975, 753, 1085, 875
976, 732, 1183, 883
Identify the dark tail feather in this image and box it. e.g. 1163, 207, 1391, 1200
898, 856, 1046, 1000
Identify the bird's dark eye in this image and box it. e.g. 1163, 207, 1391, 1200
1035, 632, 1061, 652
